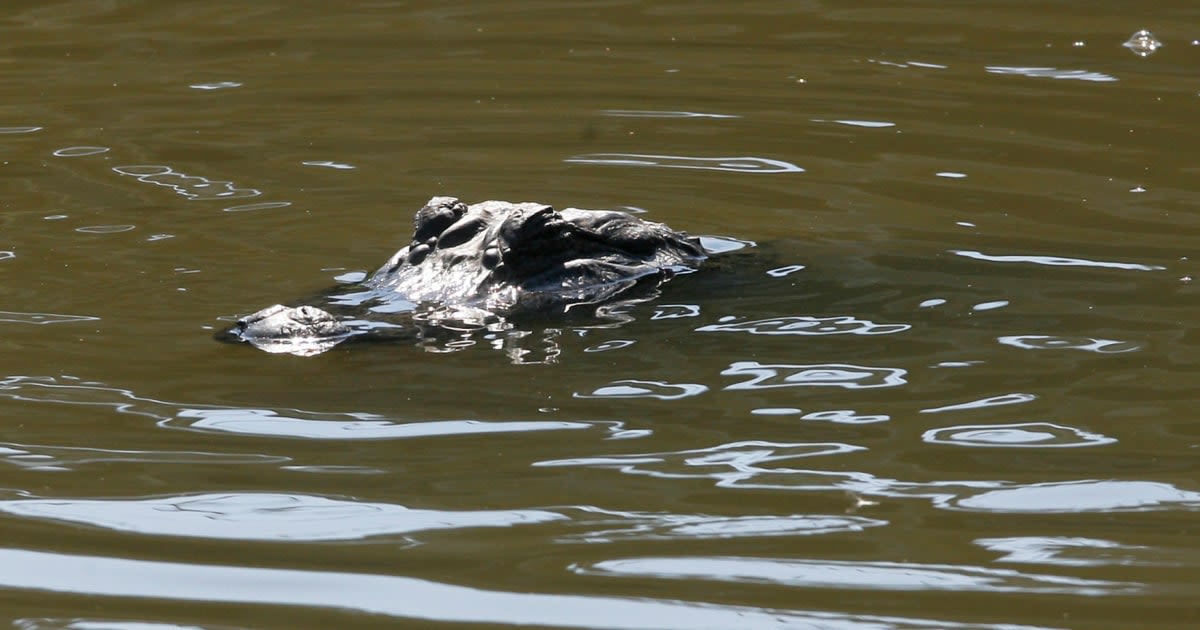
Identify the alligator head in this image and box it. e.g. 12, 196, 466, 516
227, 197, 707, 355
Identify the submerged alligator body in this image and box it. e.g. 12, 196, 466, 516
226, 197, 708, 355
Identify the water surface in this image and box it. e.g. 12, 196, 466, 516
2, 1, 1198, 628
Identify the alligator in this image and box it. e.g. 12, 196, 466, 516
223, 196, 710, 356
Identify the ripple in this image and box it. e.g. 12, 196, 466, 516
0, 375, 606, 441
922, 422, 1116, 448
601, 109, 739, 119
0, 549, 1039, 629
984, 66, 1118, 82
951, 249, 1164, 271
0, 442, 283, 472
802, 409, 890, 424
765, 264, 806, 277
0, 251, 12, 261
175, 408, 597, 439
698, 235, 755, 254
51, 146, 109, 157
722, 361, 907, 390
945, 480, 1200, 513
574, 380, 707, 400
301, 160, 356, 170
922, 393, 1037, 414
651, 304, 700, 319
750, 407, 802, 416
536, 441, 864, 487
577, 556, 1135, 596
998, 335, 1142, 353
919, 298, 947, 308
113, 164, 260, 201
583, 339, 635, 353
189, 81, 242, 90
812, 118, 895, 128
973, 300, 1009, 311
0, 126, 42, 134
699, 316, 910, 336
0, 493, 562, 541
565, 153, 804, 173
562, 509, 886, 542
223, 201, 292, 212
977, 536, 1179, 568
0, 311, 99, 325
75, 224, 135, 234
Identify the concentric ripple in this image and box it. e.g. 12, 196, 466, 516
922, 422, 1116, 448
722, 362, 907, 390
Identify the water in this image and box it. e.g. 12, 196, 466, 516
2, 1, 1198, 628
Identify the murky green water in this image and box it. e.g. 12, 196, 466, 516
2, 1, 1198, 628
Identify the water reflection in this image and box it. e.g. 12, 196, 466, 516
977, 537, 1174, 568
922, 393, 1038, 413
650, 304, 700, 319
997, 335, 1142, 353
537, 441, 866, 485
0, 493, 563, 541
600, 109, 739, 119
560, 509, 886, 542
698, 315, 910, 336
75, 225, 135, 234
577, 556, 1137, 596
0, 442, 283, 472
542, 441, 1200, 514
189, 81, 242, 90
565, 153, 805, 173
800, 409, 890, 424
945, 481, 1200, 513
951, 250, 1165, 271
0, 548, 1047, 629
0, 375, 616, 440
922, 422, 1116, 448
574, 380, 708, 400
984, 66, 1117, 82
722, 361, 908, 390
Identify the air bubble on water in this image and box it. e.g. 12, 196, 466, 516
1123, 30, 1162, 56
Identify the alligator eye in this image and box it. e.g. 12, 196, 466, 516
482, 247, 500, 269
436, 216, 485, 249
407, 243, 432, 265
